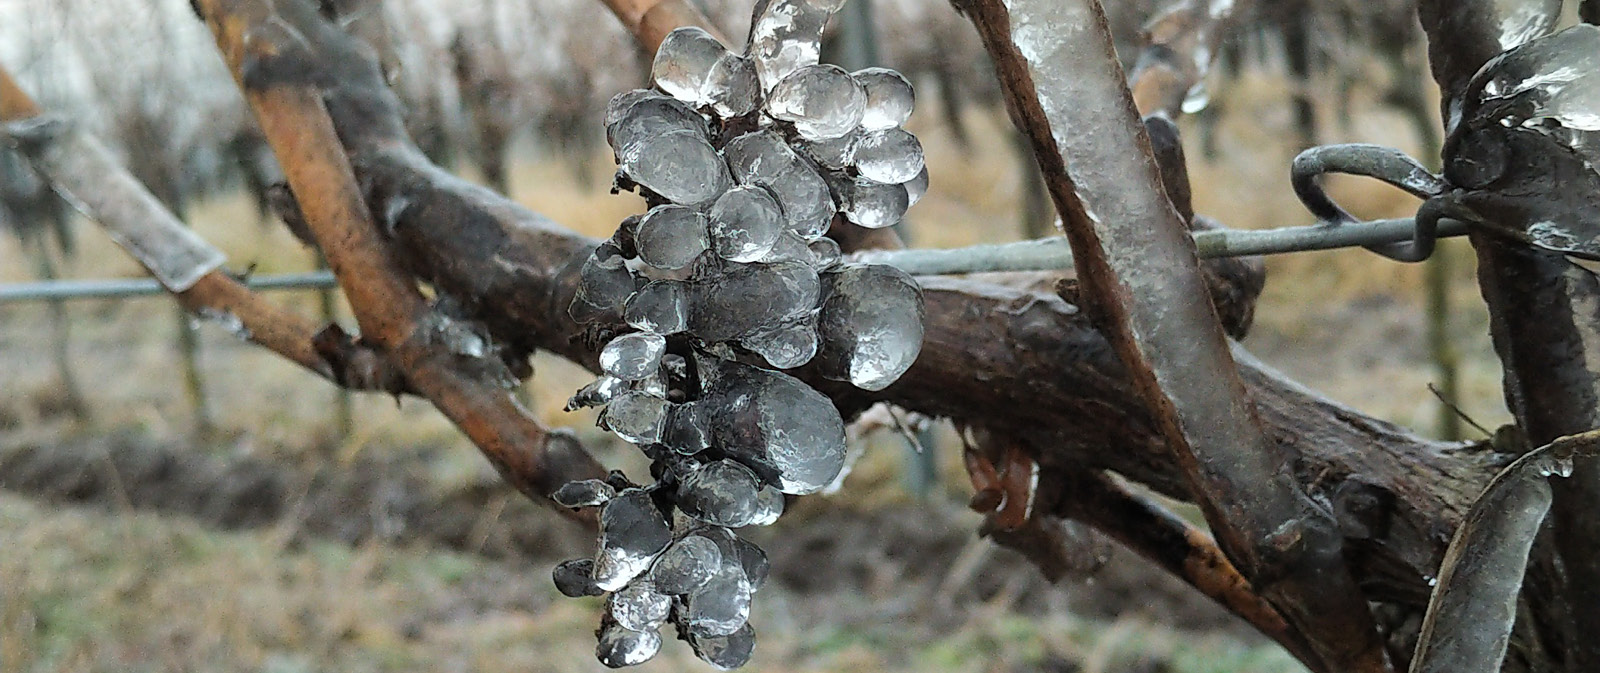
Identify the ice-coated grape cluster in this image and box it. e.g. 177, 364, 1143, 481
552, 0, 927, 668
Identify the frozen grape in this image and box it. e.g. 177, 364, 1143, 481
622, 130, 731, 205
678, 459, 764, 527
815, 263, 924, 390
635, 204, 709, 270
567, 375, 627, 410
708, 53, 762, 118
853, 67, 914, 130
600, 332, 667, 381
699, 359, 846, 495
652, 27, 729, 105
766, 64, 867, 140
854, 127, 924, 184
709, 186, 785, 262
625, 280, 690, 335
601, 391, 669, 444
689, 623, 756, 670
608, 94, 708, 159
565, 3, 931, 666
554, 558, 606, 597
594, 489, 675, 592
841, 177, 908, 230
684, 562, 752, 637
609, 581, 672, 631
650, 534, 723, 595
740, 318, 820, 369
596, 622, 662, 668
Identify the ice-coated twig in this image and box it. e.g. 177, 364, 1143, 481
854, 218, 1473, 276
959, 0, 1389, 669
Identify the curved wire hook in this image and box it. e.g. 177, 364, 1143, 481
1291, 143, 1451, 262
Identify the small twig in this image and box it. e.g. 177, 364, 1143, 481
1050, 470, 1309, 655
1426, 383, 1494, 439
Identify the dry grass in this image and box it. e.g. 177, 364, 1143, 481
0, 492, 1304, 673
